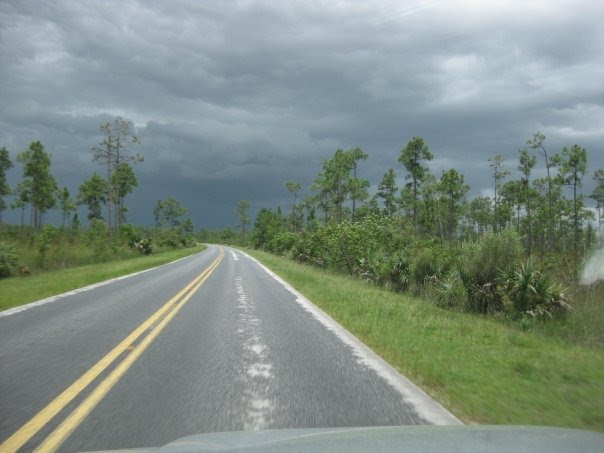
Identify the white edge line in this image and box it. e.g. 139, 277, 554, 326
0, 251, 203, 318
238, 248, 463, 426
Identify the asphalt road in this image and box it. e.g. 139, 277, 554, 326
0, 245, 459, 452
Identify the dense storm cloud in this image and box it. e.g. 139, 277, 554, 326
1, 0, 602, 228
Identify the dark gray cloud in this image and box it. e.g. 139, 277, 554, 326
1, 0, 602, 228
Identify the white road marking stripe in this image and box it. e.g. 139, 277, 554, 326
239, 249, 463, 426
234, 275, 274, 431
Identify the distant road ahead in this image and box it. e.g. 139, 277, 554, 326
0, 245, 459, 452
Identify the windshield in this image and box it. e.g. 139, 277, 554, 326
0, 1, 602, 451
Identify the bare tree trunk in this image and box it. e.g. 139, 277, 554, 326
573, 180, 579, 254
351, 162, 357, 223
526, 199, 532, 256
493, 185, 498, 233
544, 157, 554, 252
107, 154, 112, 240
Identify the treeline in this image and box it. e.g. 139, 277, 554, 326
259, 133, 602, 257
0, 117, 144, 231
216, 133, 602, 325
0, 117, 197, 278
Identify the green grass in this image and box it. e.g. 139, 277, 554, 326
0, 245, 206, 311
245, 249, 604, 432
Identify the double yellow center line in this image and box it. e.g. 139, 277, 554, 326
1, 248, 224, 453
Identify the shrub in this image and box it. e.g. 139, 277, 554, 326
133, 238, 153, 255
156, 230, 180, 248
36, 225, 57, 266
356, 250, 410, 292
292, 233, 327, 267
153, 229, 195, 249
458, 230, 523, 314
382, 250, 411, 292
504, 260, 572, 320
292, 214, 413, 274
120, 223, 142, 248
268, 231, 298, 255
87, 219, 109, 256
410, 243, 455, 293
433, 274, 466, 309
411, 249, 439, 290
0, 241, 18, 278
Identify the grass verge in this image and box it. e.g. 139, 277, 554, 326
0, 245, 206, 311
245, 248, 604, 432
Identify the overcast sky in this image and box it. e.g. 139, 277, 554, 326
1, 0, 603, 228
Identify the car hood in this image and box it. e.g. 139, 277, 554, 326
89, 425, 604, 452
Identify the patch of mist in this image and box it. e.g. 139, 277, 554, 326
581, 230, 604, 285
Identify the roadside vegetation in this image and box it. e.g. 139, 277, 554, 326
0, 117, 202, 309
0, 242, 206, 311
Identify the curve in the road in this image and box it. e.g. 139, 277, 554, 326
1, 245, 460, 452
